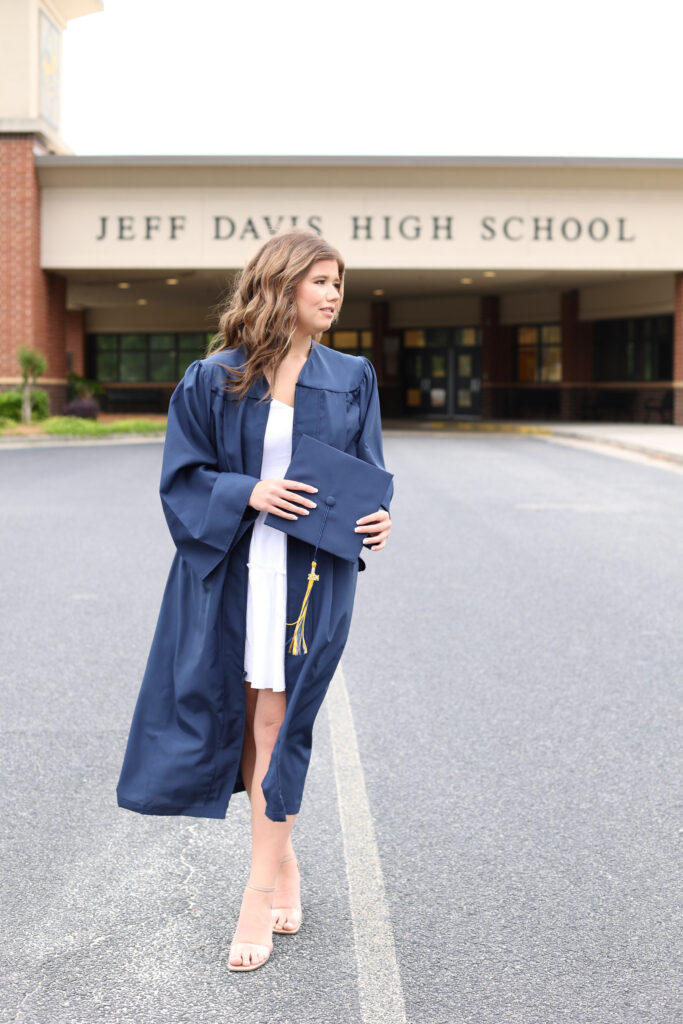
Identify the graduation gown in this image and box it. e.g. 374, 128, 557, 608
116, 341, 393, 822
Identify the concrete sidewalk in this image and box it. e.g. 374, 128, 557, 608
538, 422, 683, 464
382, 419, 683, 466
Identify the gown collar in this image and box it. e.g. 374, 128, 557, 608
247, 338, 319, 400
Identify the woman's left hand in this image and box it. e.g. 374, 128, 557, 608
354, 508, 392, 550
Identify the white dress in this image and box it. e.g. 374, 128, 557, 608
244, 397, 294, 691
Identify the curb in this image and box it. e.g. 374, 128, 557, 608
545, 429, 683, 466
1, 423, 682, 467
0, 433, 166, 449
382, 420, 552, 436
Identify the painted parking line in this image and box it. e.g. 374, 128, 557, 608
326, 664, 407, 1024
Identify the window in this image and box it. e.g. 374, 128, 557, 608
90, 332, 212, 382
515, 324, 562, 382
403, 327, 481, 349
319, 330, 372, 355
594, 315, 672, 382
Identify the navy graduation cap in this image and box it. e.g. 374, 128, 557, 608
265, 433, 393, 655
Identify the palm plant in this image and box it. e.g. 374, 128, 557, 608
17, 348, 47, 424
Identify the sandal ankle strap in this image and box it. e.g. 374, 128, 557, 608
247, 882, 276, 892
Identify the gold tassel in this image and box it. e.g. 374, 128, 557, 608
286, 560, 320, 655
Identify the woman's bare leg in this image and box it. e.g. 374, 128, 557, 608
229, 684, 297, 967
240, 682, 258, 801
240, 683, 300, 933
242, 683, 297, 845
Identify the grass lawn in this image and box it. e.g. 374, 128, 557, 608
0, 413, 168, 438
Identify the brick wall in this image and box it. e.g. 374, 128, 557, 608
0, 136, 67, 413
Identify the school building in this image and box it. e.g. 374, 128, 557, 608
2, 0, 683, 425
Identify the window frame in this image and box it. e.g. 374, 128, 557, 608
514, 322, 563, 382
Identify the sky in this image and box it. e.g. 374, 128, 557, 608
61, 0, 683, 159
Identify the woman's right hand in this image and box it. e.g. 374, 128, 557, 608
248, 478, 318, 520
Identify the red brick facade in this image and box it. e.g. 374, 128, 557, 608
0, 136, 68, 413
559, 289, 595, 420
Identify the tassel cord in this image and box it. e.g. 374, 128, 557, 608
286, 503, 331, 655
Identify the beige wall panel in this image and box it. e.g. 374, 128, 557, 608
84, 307, 215, 333
500, 290, 560, 324
83, 299, 372, 334
580, 274, 675, 320
41, 187, 683, 272
34, 160, 683, 192
334, 301, 372, 328
0, 3, 34, 118
390, 295, 480, 327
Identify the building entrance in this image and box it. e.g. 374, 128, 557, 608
403, 328, 482, 418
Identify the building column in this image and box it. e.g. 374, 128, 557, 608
674, 274, 683, 425
480, 294, 499, 418
370, 299, 388, 382
0, 137, 67, 413
560, 289, 595, 421
560, 289, 579, 420
65, 310, 86, 377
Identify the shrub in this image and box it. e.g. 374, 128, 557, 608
63, 398, 100, 419
66, 372, 104, 401
0, 388, 50, 421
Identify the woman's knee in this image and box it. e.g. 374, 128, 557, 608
253, 690, 286, 751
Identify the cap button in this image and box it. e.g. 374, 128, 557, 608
325, 495, 336, 507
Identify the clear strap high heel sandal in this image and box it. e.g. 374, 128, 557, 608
227, 882, 275, 972
271, 855, 303, 935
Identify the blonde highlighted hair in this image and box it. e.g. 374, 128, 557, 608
206, 229, 345, 402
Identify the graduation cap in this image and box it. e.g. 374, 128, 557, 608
264, 434, 393, 655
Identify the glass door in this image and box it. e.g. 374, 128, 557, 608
404, 348, 448, 413
402, 327, 482, 417
454, 346, 481, 416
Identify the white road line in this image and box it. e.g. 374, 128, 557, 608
326, 663, 407, 1024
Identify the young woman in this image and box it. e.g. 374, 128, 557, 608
116, 229, 393, 972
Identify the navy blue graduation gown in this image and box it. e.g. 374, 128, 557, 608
116, 341, 393, 822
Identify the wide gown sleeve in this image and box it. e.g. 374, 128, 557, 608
357, 356, 394, 515
159, 359, 260, 582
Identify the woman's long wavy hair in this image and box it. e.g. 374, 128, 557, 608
206, 230, 345, 402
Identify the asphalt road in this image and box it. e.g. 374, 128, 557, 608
1, 434, 680, 1024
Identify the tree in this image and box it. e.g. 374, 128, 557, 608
17, 348, 47, 425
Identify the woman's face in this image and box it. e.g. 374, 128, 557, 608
294, 259, 342, 337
